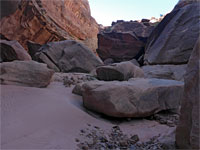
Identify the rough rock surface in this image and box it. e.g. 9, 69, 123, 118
27, 41, 42, 60
144, 1, 200, 64
35, 40, 103, 73
110, 21, 154, 38
97, 21, 154, 63
0, 0, 99, 52
82, 78, 184, 118
142, 65, 187, 81
0, 40, 31, 62
97, 32, 145, 62
96, 61, 144, 81
176, 38, 200, 149
0, 61, 54, 87
0, 0, 21, 19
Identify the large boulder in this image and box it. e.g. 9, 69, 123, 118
0, 40, 31, 62
0, 0, 98, 52
0, 61, 54, 87
142, 65, 187, 81
144, 1, 200, 65
96, 32, 145, 62
176, 38, 200, 149
110, 21, 154, 38
27, 41, 42, 60
35, 40, 103, 73
82, 78, 184, 118
96, 61, 144, 81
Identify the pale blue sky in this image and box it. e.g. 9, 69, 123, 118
88, 0, 179, 26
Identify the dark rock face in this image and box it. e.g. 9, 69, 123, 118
0, 0, 21, 19
97, 21, 154, 63
0, 0, 99, 52
27, 41, 42, 60
144, 1, 200, 65
82, 79, 184, 118
176, 38, 200, 149
97, 32, 145, 62
0, 61, 54, 88
35, 40, 103, 73
0, 40, 31, 62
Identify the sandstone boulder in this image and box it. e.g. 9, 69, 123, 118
144, 1, 200, 64
97, 32, 145, 62
0, 40, 31, 62
96, 61, 144, 81
0, 0, 98, 52
35, 40, 103, 73
0, 61, 54, 87
176, 38, 200, 149
142, 65, 187, 81
110, 21, 154, 38
82, 78, 184, 118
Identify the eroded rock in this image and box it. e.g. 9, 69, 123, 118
0, 40, 31, 62
0, 60, 54, 87
144, 1, 200, 65
82, 78, 184, 118
96, 61, 144, 81
35, 40, 103, 73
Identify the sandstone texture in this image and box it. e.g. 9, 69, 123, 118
144, 1, 200, 65
0, 61, 54, 87
35, 40, 103, 73
82, 78, 184, 118
97, 21, 154, 63
176, 38, 200, 149
0, 40, 31, 62
142, 65, 187, 81
0, 0, 98, 52
96, 61, 144, 81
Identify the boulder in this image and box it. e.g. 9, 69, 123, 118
0, 40, 31, 62
27, 41, 42, 60
82, 78, 184, 118
142, 65, 187, 81
0, 0, 98, 52
72, 82, 85, 96
96, 32, 145, 62
96, 61, 144, 81
176, 38, 200, 149
110, 21, 154, 38
0, 61, 54, 87
144, 1, 200, 65
35, 40, 103, 73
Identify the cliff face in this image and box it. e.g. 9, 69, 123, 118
0, 0, 99, 52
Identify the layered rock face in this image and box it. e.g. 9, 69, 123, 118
144, 1, 200, 65
97, 21, 154, 63
35, 40, 103, 73
81, 79, 184, 118
176, 38, 200, 149
0, 0, 98, 52
0, 61, 54, 87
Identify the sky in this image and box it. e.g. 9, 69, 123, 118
88, 0, 179, 26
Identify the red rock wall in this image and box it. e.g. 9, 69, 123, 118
0, 0, 99, 52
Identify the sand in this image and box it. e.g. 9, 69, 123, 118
1, 82, 174, 149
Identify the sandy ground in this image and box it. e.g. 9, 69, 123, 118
1, 82, 174, 149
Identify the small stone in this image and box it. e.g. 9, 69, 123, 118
75, 138, 80, 142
